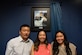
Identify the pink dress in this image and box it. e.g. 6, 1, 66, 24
34, 44, 51, 55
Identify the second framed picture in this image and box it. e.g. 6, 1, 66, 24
31, 7, 50, 31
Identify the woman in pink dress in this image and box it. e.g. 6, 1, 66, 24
31, 29, 52, 55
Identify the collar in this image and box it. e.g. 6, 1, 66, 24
18, 36, 30, 43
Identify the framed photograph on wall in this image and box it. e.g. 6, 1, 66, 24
31, 7, 50, 31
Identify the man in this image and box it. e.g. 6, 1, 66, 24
34, 12, 47, 27
5, 24, 33, 55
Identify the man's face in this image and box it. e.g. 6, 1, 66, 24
19, 27, 30, 40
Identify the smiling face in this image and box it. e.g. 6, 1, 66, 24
19, 26, 30, 40
56, 32, 65, 45
38, 31, 46, 43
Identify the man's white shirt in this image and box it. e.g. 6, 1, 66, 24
5, 36, 33, 55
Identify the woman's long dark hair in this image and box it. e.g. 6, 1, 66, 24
53, 30, 72, 55
34, 29, 48, 51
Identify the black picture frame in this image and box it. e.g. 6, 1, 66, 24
31, 7, 50, 31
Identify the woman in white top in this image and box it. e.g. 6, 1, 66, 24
52, 30, 77, 55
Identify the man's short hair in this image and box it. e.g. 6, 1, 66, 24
20, 24, 30, 30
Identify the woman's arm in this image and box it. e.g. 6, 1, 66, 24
31, 45, 34, 55
49, 44, 52, 55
